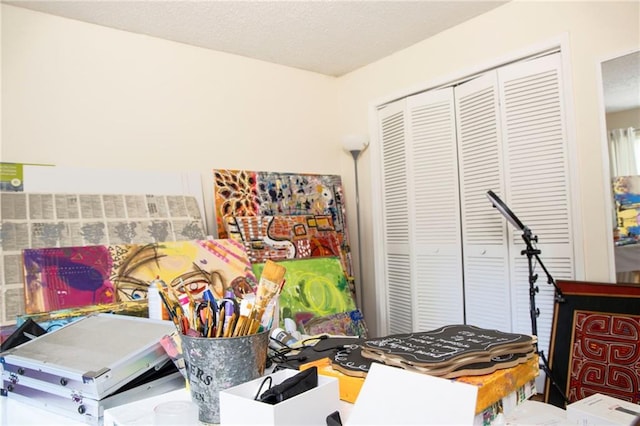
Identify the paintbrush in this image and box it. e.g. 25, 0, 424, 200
245, 260, 286, 335
232, 295, 254, 337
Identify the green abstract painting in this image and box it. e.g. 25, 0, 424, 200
253, 256, 356, 331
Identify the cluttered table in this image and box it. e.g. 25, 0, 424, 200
2, 327, 574, 426
1, 317, 574, 425
0, 269, 582, 426
2, 383, 571, 426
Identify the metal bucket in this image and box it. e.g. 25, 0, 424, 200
181, 329, 269, 424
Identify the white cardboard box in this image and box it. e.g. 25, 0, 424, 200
566, 393, 640, 425
347, 363, 478, 425
219, 368, 340, 426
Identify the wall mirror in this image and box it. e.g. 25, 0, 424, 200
600, 50, 640, 283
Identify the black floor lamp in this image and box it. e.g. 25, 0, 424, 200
342, 134, 369, 316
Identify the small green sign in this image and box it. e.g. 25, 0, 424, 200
0, 162, 24, 191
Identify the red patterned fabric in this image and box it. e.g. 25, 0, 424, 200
546, 281, 640, 408
569, 312, 640, 403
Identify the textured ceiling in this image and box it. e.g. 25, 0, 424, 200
4, 0, 507, 77
4, 1, 638, 112
601, 51, 640, 113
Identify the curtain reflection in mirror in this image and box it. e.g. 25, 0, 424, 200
608, 127, 640, 177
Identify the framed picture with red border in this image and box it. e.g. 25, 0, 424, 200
545, 280, 640, 408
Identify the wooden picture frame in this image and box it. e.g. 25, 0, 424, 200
545, 280, 640, 408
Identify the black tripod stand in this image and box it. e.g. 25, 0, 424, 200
486, 190, 568, 405
520, 226, 568, 405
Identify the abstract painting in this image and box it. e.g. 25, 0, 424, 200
613, 175, 640, 238
252, 257, 356, 332
302, 309, 367, 337
23, 239, 256, 314
0, 191, 206, 326
223, 215, 347, 273
546, 280, 640, 408
23, 245, 116, 314
213, 169, 352, 276
16, 300, 148, 333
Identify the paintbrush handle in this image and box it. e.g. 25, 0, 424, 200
248, 319, 261, 335
215, 306, 225, 338
232, 316, 246, 337
224, 313, 237, 338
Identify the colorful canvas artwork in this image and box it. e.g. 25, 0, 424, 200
22, 245, 116, 314
16, 300, 148, 333
213, 169, 352, 276
223, 215, 347, 273
0, 191, 206, 326
253, 257, 356, 332
22, 239, 256, 314
613, 175, 640, 238
302, 309, 367, 337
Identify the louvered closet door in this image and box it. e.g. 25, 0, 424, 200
377, 99, 413, 334
498, 53, 574, 357
455, 73, 512, 331
407, 88, 464, 331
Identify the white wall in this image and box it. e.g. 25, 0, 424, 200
337, 1, 640, 334
1, 4, 340, 235
607, 107, 640, 130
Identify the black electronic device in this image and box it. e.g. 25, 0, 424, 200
0, 318, 46, 351
269, 336, 362, 371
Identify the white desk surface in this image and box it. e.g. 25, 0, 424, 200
2, 388, 570, 426
1, 394, 87, 426
1, 386, 353, 426
1, 362, 569, 426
